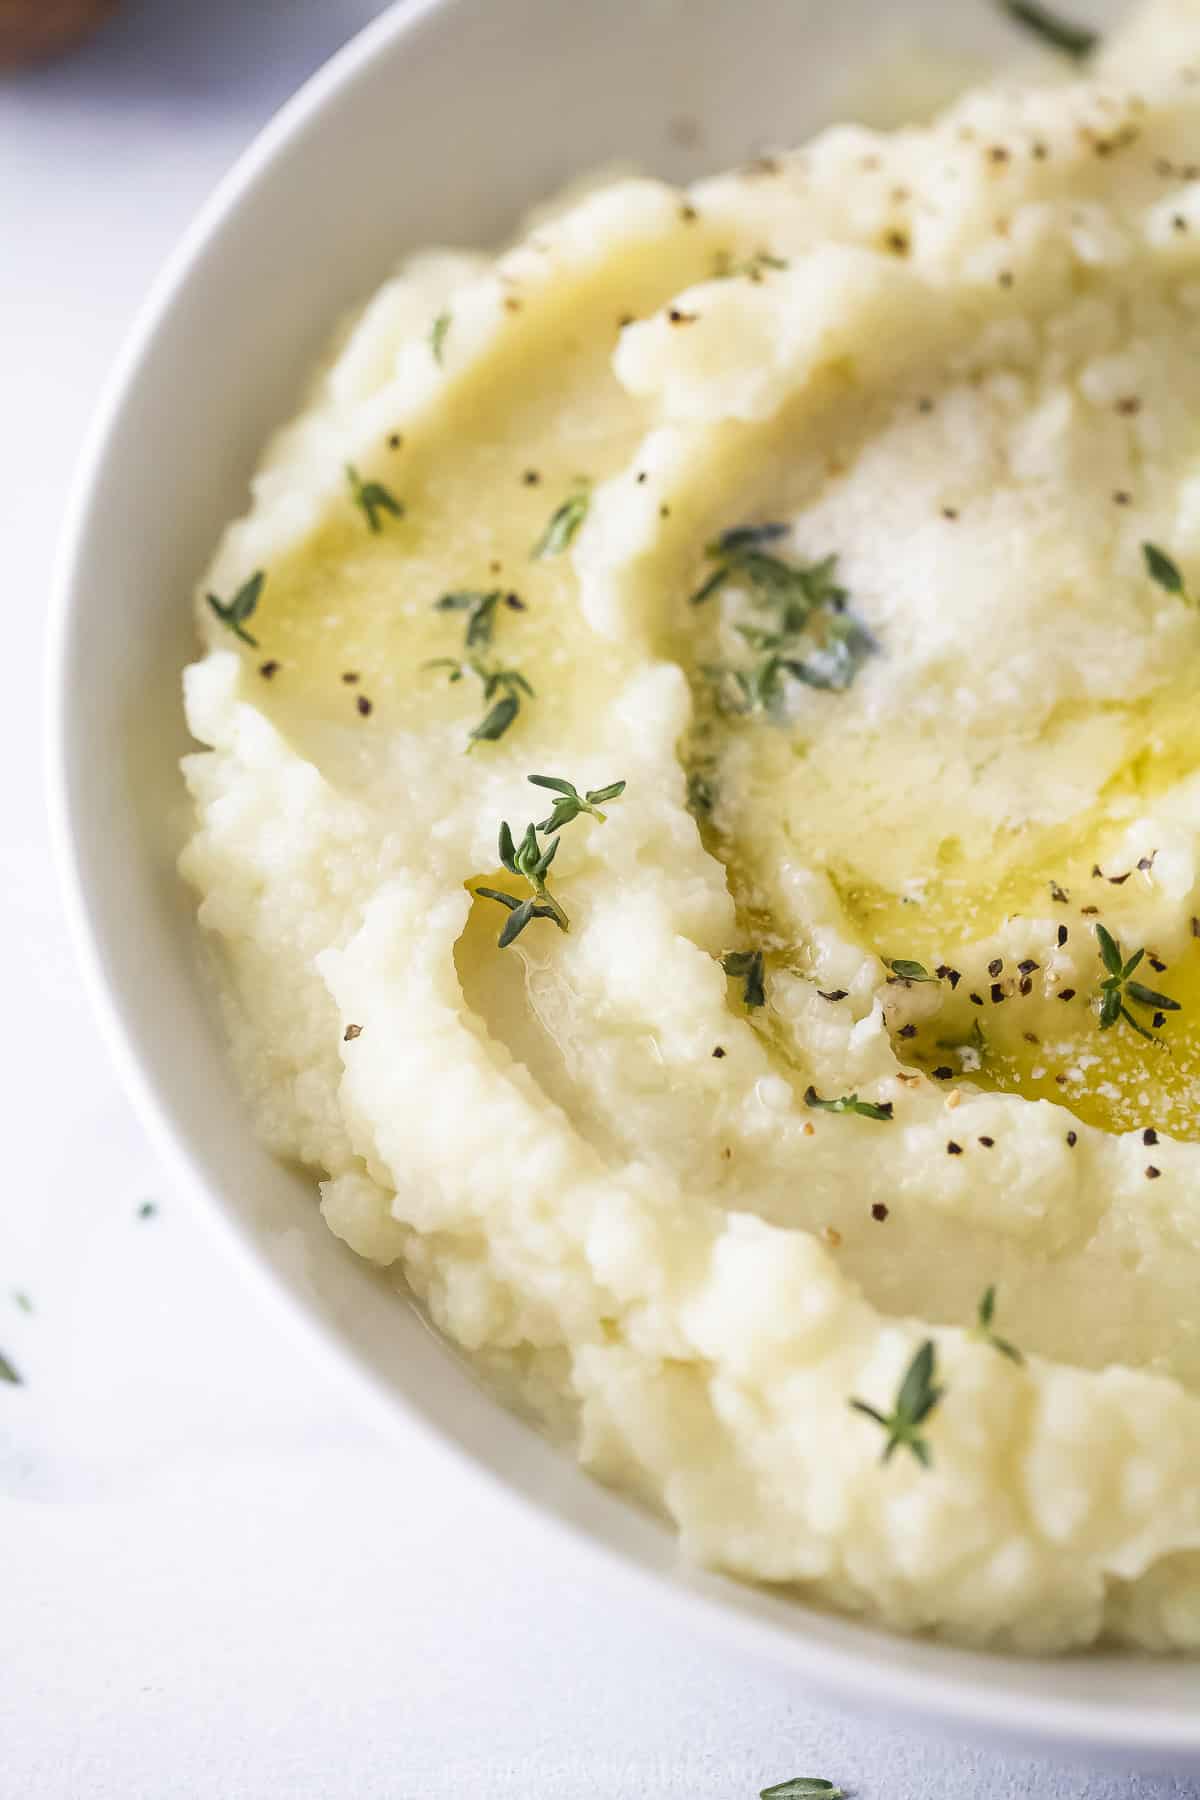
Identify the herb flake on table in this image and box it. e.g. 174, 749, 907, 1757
528, 774, 626, 833
722, 949, 766, 1008
693, 527, 877, 711
346, 464, 404, 534
0, 1349, 22, 1387
850, 1339, 943, 1466
972, 1285, 1023, 1364
532, 482, 591, 559
206, 569, 265, 648
476, 821, 569, 947
1095, 923, 1180, 1041
1143, 542, 1196, 606
805, 1086, 894, 1120
998, 0, 1098, 58
12, 1291, 31, 1314
761, 1781, 845, 1800
136, 1200, 158, 1220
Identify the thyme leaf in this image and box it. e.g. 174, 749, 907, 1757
805, 1086, 894, 1121
346, 464, 404, 533
886, 958, 936, 983
972, 1285, 1024, 1364
532, 482, 591, 559
998, 0, 1098, 57
528, 774, 626, 833
0, 1349, 21, 1386
1143, 541, 1196, 606
714, 248, 790, 282
206, 569, 265, 648
761, 1782, 844, 1800
431, 310, 451, 364
850, 1339, 942, 1467
721, 949, 766, 1008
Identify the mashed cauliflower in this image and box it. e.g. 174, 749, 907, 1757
182, 0, 1200, 1650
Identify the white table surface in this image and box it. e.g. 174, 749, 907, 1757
3, 3, 1199, 1794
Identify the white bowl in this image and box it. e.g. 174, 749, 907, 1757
47, 0, 1198, 1765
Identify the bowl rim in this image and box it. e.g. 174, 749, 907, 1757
44, 0, 1200, 1759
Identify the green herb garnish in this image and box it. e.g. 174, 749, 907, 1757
1143, 542, 1195, 606
1096, 923, 1180, 1041
972, 1285, 1023, 1364
12, 1291, 31, 1314
714, 249, 790, 282
476, 820, 569, 947
722, 949, 766, 1008
427, 591, 532, 746
528, 774, 626, 833
206, 570, 265, 647
532, 482, 591, 559
0, 1349, 21, 1386
998, 0, 1098, 57
469, 669, 534, 745
434, 589, 524, 650
937, 1018, 986, 1054
431, 310, 451, 364
886, 958, 936, 983
137, 1201, 158, 1220
346, 464, 403, 534
805, 1086, 894, 1121
850, 1339, 943, 1467
686, 766, 717, 816
761, 1782, 845, 1800
694, 529, 876, 711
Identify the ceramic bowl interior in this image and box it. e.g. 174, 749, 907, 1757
49, 0, 1195, 1763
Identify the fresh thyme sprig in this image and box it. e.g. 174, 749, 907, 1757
722, 949, 766, 1008
805, 1087, 894, 1121
426, 589, 532, 745
476, 820, 568, 947
206, 570, 265, 647
760, 1782, 844, 1800
528, 774, 626, 833
431, 310, 451, 364
693, 526, 877, 711
998, 0, 1098, 57
1095, 923, 1180, 1042
346, 464, 404, 533
532, 481, 591, 559
850, 1340, 943, 1467
1143, 542, 1196, 606
886, 958, 937, 983
972, 1286, 1023, 1364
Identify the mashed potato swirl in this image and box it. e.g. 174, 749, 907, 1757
182, 0, 1200, 1650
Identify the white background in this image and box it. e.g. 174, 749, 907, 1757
3, 2, 1200, 1794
